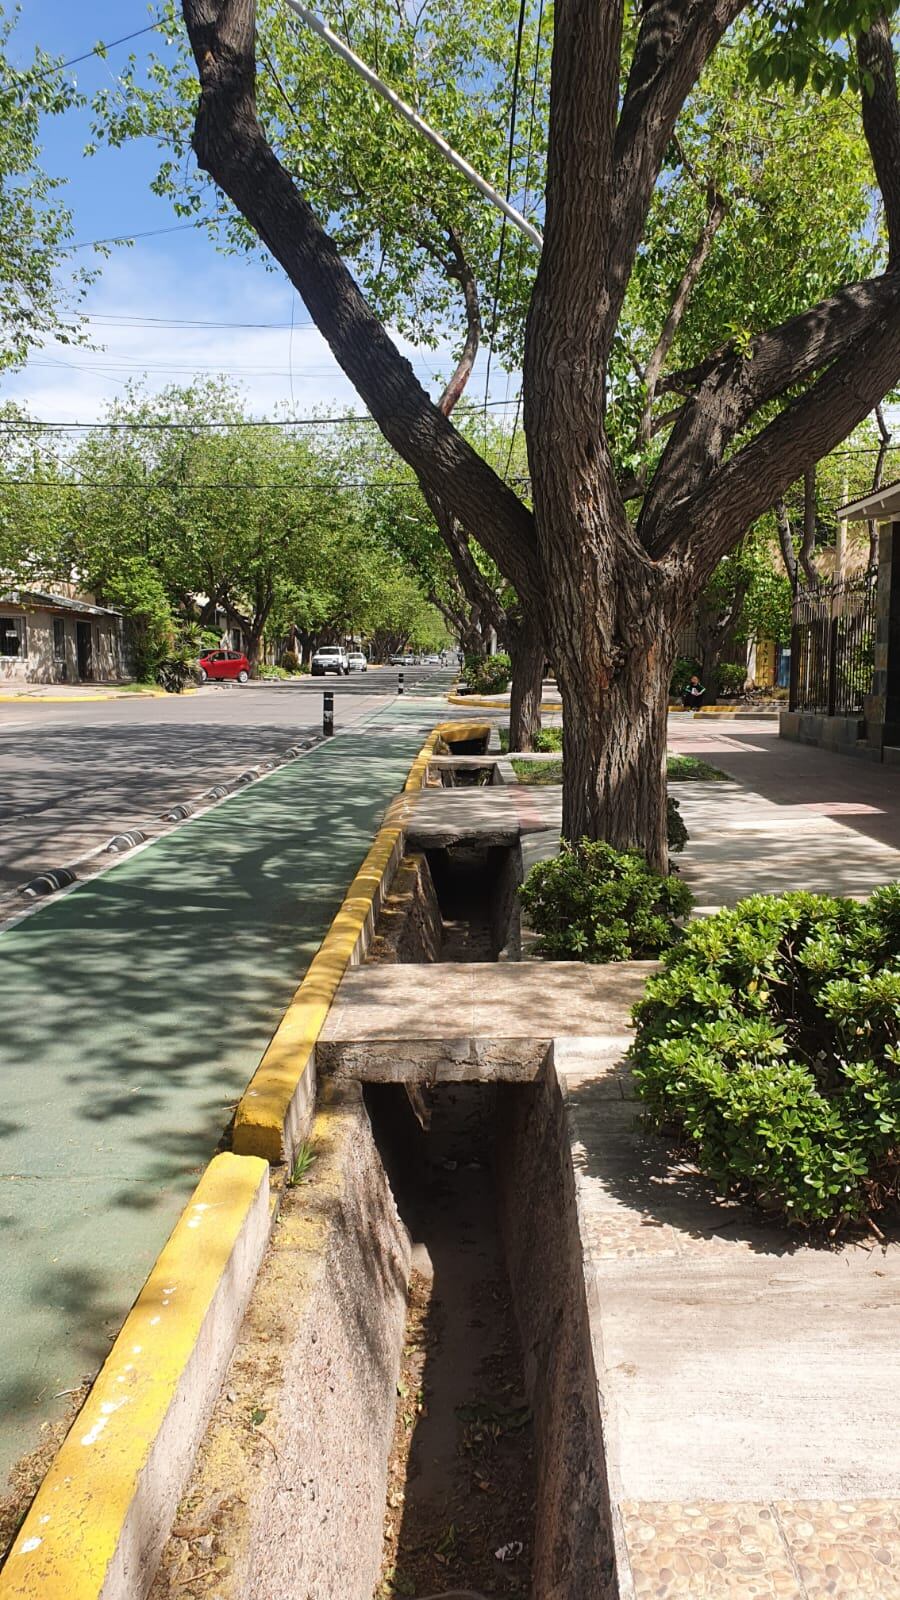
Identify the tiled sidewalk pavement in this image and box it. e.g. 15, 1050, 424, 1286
559, 1030, 900, 1600
560, 726, 900, 1598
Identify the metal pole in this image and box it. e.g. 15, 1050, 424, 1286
397, 671, 404, 695
323, 689, 334, 735
280, 0, 543, 251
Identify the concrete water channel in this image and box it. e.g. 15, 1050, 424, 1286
142, 723, 900, 1600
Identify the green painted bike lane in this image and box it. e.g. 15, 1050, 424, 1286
0, 701, 439, 1484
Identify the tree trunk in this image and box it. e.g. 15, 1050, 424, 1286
508, 614, 545, 751
554, 601, 676, 874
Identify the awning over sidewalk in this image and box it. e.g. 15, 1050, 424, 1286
0, 588, 122, 618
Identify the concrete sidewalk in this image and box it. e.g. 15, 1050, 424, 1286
0, 699, 439, 1486
667, 715, 900, 855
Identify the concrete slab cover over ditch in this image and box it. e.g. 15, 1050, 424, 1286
0, 700, 440, 1487
318, 960, 653, 1081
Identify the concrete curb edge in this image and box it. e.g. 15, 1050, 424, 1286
231, 722, 465, 1167
0, 1153, 270, 1600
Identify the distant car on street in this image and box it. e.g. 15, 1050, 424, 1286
311, 644, 350, 676
198, 649, 251, 683
347, 651, 368, 672
424, 653, 441, 664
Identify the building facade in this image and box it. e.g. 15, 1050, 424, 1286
0, 588, 125, 685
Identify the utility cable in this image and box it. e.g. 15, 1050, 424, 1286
482, 0, 529, 429
9, 20, 163, 86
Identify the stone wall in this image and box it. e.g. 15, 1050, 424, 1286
367, 852, 444, 963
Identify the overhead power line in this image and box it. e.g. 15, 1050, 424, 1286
69, 220, 215, 252
0, 398, 521, 433
15, 20, 164, 85
0, 474, 531, 493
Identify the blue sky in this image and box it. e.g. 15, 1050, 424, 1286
5, 1, 510, 423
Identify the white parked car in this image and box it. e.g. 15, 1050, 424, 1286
311, 645, 349, 676
347, 651, 368, 672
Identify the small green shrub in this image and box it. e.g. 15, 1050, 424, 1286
519, 839, 692, 962
667, 754, 729, 782
717, 661, 747, 693
631, 887, 900, 1225
463, 651, 511, 695
500, 723, 562, 753
280, 648, 302, 673
667, 796, 688, 853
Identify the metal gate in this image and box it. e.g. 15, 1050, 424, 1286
789, 570, 877, 716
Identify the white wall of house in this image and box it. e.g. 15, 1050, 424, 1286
0, 608, 123, 683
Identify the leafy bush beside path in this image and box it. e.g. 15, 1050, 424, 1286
632, 888, 900, 1226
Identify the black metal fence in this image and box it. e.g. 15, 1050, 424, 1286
789, 570, 878, 716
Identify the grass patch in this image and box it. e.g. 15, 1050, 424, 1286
666, 754, 729, 782
512, 757, 563, 785
500, 724, 563, 753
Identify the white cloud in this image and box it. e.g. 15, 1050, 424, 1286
2, 244, 518, 426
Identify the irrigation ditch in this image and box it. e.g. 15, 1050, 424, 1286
119, 725, 619, 1600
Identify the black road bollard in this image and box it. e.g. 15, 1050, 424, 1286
397, 671, 404, 695
323, 689, 334, 736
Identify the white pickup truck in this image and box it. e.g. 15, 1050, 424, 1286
310, 645, 350, 676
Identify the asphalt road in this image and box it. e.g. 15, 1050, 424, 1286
0, 669, 453, 895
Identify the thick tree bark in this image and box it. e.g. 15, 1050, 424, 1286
557, 598, 676, 873
508, 614, 545, 751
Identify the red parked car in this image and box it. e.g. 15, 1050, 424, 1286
198, 649, 251, 684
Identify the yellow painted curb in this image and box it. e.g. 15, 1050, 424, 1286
445, 692, 562, 712
233, 725, 451, 1165
0, 687, 186, 703
0, 1152, 270, 1600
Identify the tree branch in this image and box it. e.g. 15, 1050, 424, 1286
774, 497, 798, 591
636, 185, 727, 455
641, 272, 900, 548
801, 465, 818, 587
868, 399, 892, 566
609, 0, 744, 334
437, 224, 481, 417
180, 0, 540, 607
858, 13, 900, 267
660, 295, 900, 578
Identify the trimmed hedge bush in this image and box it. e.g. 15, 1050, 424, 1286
463, 651, 512, 695
631, 888, 900, 1225
519, 839, 692, 962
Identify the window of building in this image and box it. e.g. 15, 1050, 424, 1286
0, 616, 23, 657
53, 618, 66, 660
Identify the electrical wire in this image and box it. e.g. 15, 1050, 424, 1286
0, 474, 531, 493
9, 20, 164, 86
69, 220, 215, 252
481, 0, 529, 430
0, 399, 521, 433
